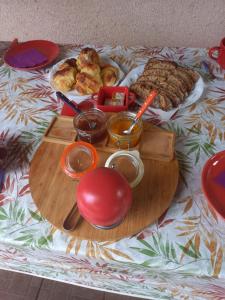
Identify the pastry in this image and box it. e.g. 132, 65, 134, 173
81, 63, 102, 84
101, 65, 118, 86
52, 47, 119, 95
75, 72, 103, 95
76, 48, 100, 70
53, 67, 77, 92
58, 58, 77, 70
130, 59, 199, 111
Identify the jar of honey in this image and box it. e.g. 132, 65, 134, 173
107, 112, 143, 149
73, 109, 107, 144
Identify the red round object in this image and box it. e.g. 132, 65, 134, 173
4, 39, 59, 70
202, 150, 225, 219
76, 167, 132, 227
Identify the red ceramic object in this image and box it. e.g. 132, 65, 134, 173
76, 167, 132, 228
209, 37, 225, 69
202, 150, 225, 219
4, 38, 59, 70
93, 86, 136, 112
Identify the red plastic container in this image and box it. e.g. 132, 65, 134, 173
77, 167, 132, 229
93, 86, 135, 112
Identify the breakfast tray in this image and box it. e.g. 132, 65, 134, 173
30, 115, 179, 241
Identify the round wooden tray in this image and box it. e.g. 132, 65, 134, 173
30, 141, 179, 241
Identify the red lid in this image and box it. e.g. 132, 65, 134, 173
202, 150, 225, 219
76, 167, 132, 227
60, 142, 98, 179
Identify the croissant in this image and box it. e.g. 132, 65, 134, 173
101, 65, 118, 86
58, 58, 77, 71
53, 67, 77, 92
76, 48, 100, 70
75, 72, 103, 95
81, 63, 102, 84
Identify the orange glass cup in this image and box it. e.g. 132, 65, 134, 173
60, 141, 98, 180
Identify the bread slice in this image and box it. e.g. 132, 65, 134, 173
174, 69, 194, 92
158, 81, 185, 103
136, 82, 173, 111
130, 82, 174, 111
145, 60, 177, 71
130, 83, 161, 109
143, 81, 180, 108
137, 74, 167, 85
178, 66, 199, 82
167, 74, 188, 96
142, 68, 172, 77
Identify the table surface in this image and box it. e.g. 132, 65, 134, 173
0, 42, 225, 300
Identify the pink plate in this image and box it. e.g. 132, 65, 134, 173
202, 150, 225, 219
4, 39, 59, 70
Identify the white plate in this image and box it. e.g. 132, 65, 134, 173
120, 65, 205, 121
49, 55, 124, 104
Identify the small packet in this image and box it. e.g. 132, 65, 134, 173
104, 92, 125, 106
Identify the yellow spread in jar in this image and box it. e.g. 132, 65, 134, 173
111, 119, 139, 135
109, 119, 141, 148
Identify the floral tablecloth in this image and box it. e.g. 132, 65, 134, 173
0, 42, 225, 300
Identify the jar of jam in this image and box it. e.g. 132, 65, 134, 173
73, 109, 107, 144
107, 111, 143, 149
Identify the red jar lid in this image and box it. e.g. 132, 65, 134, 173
60, 141, 98, 180
76, 167, 132, 227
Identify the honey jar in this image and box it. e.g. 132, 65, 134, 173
107, 112, 143, 149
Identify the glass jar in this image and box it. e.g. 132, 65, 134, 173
107, 111, 143, 149
73, 109, 107, 144
60, 141, 98, 180
105, 150, 144, 188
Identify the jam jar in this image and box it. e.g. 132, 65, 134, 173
73, 109, 107, 144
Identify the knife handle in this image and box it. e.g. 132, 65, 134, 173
56, 91, 82, 115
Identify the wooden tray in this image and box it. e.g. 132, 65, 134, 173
43, 116, 175, 161
30, 116, 179, 241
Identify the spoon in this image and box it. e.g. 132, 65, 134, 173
56, 91, 96, 129
63, 202, 82, 231
123, 90, 158, 135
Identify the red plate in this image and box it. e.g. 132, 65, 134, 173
4, 39, 59, 70
202, 150, 225, 219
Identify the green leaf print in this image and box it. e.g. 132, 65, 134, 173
132, 234, 180, 266
185, 138, 216, 164
177, 241, 201, 259
0, 207, 8, 217
15, 234, 34, 242
138, 239, 157, 253
164, 123, 185, 137
0, 200, 52, 250
29, 209, 44, 222
0, 65, 16, 78
20, 121, 49, 148
38, 236, 48, 247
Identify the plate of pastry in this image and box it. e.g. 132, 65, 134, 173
49, 47, 124, 103
120, 59, 204, 121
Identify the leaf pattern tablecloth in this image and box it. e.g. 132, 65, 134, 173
0, 42, 225, 300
